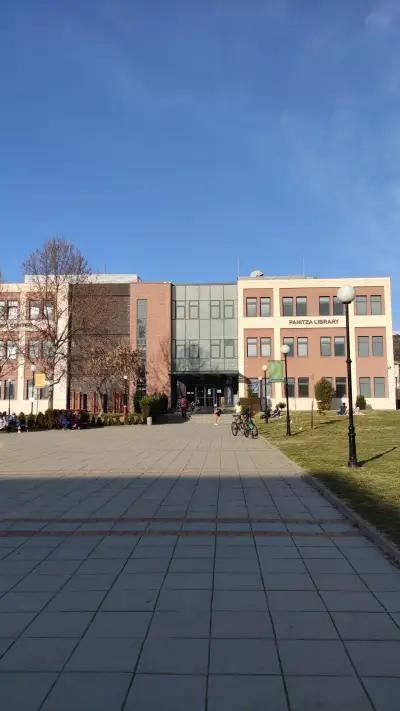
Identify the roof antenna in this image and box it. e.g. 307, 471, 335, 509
237, 256, 240, 279
302, 256, 305, 277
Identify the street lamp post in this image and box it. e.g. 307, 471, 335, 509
7, 379, 11, 419
280, 345, 291, 436
123, 375, 128, 420
31, 365, 36, 415
337, 285, 358, 468
262, 364, 269, 423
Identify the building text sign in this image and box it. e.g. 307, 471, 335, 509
287, 317, 343, 327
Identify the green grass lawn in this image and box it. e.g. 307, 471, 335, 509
257, 410, 400, 546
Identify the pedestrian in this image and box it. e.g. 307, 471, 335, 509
180, 396, 189, 420
213, 402, 221, 426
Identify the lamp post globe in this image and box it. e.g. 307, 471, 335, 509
337, 285, 356, 305
280, 345, 291, 436
336, 285, 358, 467
280, 344, 290, 355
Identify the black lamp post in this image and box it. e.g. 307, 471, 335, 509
337, 285, 358, 467
262, 364, 269, 423
31, 365, 36, 415
123, 375, 128, 408
280, 344, 291, 436
7, 379, 11, 419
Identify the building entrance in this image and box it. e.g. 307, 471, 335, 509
174, 375, 237, 410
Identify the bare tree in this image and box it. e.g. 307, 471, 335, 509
22, 237, 101, 409
0, 270, 21, 397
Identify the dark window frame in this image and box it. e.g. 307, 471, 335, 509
247, 337, 258, 358
260, 297, 271, 317
282, 297, 293, 317
296, 296, 307, 317
298, 377, 309, 398
246, 297, 257, 317
319, 296, 330, 316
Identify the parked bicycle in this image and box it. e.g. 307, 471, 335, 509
231, 409, 258, 439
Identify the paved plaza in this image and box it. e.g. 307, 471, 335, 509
0, 419, 400, 710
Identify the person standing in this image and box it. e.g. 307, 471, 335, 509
180, 396, 189, 420
213, 402, 221, 426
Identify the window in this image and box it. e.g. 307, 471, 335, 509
25, 379, 35, 400
174, 301, 185, 319
283, 337, 294, 357
260, 337, 271, 357
247, 337, 258, 357
42, 341, 53, 360
355, 295, 367, 315
7, 301, 18, 320
174, 341, 185, 359
0, 301, 5, 320
43, 302, 54, 320
374, 377, 385, 398
282, 297, 293, 316
297, 337, 308, 357
334, 336, 345, 356
224, 300, 234, 319
39, 384, 49, 400
319, 296, 330, 316
287, 378, 295, 398
358, 336, 369, 357
28, 341, 41, 360
210, 300, 221, 319
248, 379, 259, 395
189, 301, 199, 320
137, 299, 147, 351
359, 377, 371, 397
0, 340, 5, 359
246, 297, 257, 317
211, 340, 221, 359
29, 300, 41, 320
260, 297, 271, 317
372, 336, 383, 356
6, 341, 17, 360
371, 295, 382, 315
333, 297, 344, 315
224, 340, 235, 358
320, 336, 331, 357
296, 296, 307, 316
189, 341, 199, 359
336, 377, 347, 398
4, 380, 15, 399
298, 377, 309, 398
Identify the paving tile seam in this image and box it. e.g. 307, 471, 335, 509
0, 529, 361, 538
0, 516, 347, 524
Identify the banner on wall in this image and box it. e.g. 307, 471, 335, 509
267, 361, 284, 382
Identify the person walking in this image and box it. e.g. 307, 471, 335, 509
213, 402, 221, 426
180, 396, 189, 420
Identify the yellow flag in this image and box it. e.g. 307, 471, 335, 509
34, 373, 46, 388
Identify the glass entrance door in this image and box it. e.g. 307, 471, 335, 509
195, 385, 205, 407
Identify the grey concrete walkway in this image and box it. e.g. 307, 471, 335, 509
0, 420, 399, 710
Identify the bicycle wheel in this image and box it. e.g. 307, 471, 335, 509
243, 424, 250, 438
231, 421, 239, 437
251, 423, 258, 438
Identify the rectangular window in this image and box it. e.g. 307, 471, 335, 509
189, 341, 199, 359
0, 301, 5, 320
26, 379, 35, 400
224, 339, 235, 358
334, 336, 345, 356
137, 299, 147, 350
29, 300, 41, 320
374, 377, 385, 398
260, 297, 271, 317
297, 337, 308, 357
224, 301, 234, 319
210, 300, 221, 319
211, 340, 221, 359
370, 295, 382, 315
282, 297, 293, 316
296, 296, 307, 316
246, 297, 257, 317
43, 302, 54, 320
355, 295, 367, 315
6, 341, 17, 360
174, 301, 185, 319
42, 341, 53, 360
0, 340, 5, 359
358, 336, 369, 357
174, 341, 185, 359
28, 341, 41, 361
248, 378, 259, 395
319, 296, 330, 316
287, 377, 295, 398
336, 377, 347, 398
4, 380, 15, 399
7, 301, 18, 320
39, 385, 49, 400
189, 301, 199, 320
260, 337, 271, 357
283, 337, 294, 357
247, 337, 258, 357
359, 377, 371, 397
372, 336, 383, 356
320, 336, 331, 357
298, 377, 309, 398
333, 296, 344, 315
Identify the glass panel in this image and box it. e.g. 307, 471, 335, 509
246, 298, 257, 317
320, 337, 331, 357
189, 301, 199, 320
28, 341, 40, 360
210, 301, 220, 319
319, 297, 330, 316
42, 341, 54, 360
296, 297, 307, 317
43, 302, 54, 320
224, 339, 235, 358
26, 379, 35, 400
175, 341, 185, 359
336, 378, 347, 398
260, 297, 271, 317
137, 299, 147, 349
189, 341, 199, 359
355, 295, 367, 315
334, 337, 345, 356
29, 301, 41, 320
374, 377, 385, 397
283, 337, 294, 357
297, 337, 308, 357
6, 342, 17, 359
282, 297, 293, 316
358, 336, 369, 357
260, 337, 271, 357
247, 338, 257, 357
359, 378, 371, 397
7, 301, 18, 320
5, 380, 16, 399
0, 341, 5, 359
224, 301, 234, 319
371, 295, 382, 315
287, 378, 295, 397
298, 378, 309, 397
0, 301, 5, 319
174, 301, 185, 319
333, 297, 344, 315
211, 340, 221, 358
248, 379, 259, 395
372, 336, 383, 356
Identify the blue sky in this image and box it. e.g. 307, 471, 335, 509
1, 0, 399, 327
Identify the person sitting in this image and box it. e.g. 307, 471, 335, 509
271, 405, 281, 418
337, 402, 347, 416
